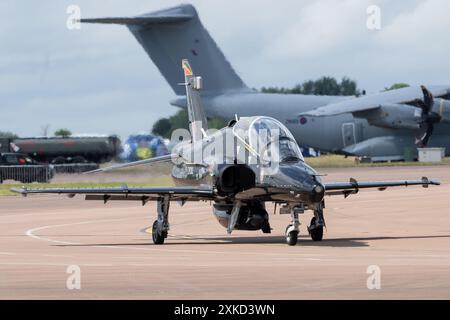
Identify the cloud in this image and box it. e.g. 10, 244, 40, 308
0, 0, 449, 138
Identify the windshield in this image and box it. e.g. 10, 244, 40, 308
232, 116, 304, 164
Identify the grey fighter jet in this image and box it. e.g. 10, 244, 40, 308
79, 4, 450, 161
12, 60, 440, 246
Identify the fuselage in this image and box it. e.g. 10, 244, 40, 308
172, 92, 450, 159
169, 116, 324, 206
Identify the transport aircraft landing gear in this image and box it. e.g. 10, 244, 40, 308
308, 205, 325, 242
285, 207, 301, 246
152, 195, 170, 245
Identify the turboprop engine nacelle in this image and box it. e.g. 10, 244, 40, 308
354, 103, 421, 130
432, 99, 450, 123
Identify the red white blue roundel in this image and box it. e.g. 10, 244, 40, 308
299, 116, 308, 125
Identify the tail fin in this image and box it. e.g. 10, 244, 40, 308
182, 59, 208, 142
81, 4, 248, 95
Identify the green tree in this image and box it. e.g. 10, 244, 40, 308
151, 110, 226, 139
340, 77, 359, 96
0, 131, 18, 139
384, 83, 410, 91
207, 117, 227, 129
261, 76, 360, 96
152, 118, 172, 137
54, 128, 72, 138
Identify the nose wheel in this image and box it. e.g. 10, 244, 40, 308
285, 225, 299, 246
285, 207, 301, 246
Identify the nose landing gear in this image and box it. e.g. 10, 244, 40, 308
285, 207, 302, 246
283, 203, 325, 245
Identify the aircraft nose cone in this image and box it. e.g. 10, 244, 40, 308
266, 163, 325, 203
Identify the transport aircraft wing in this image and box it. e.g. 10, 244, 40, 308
301, 85, 450, 117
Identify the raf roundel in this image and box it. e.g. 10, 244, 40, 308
299, 116, 308, 125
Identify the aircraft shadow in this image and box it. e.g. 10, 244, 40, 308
55, 234, 450, 248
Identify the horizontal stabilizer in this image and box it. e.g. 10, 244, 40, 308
80, 15, 192, 26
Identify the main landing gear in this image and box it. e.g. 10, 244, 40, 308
152, 195, 170, 245
284, 204, 325, 246
308, 205, 325, 242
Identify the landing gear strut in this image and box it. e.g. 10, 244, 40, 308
308, 204, 325, 242
285, 207, 302, 246
152, 195, 170, 245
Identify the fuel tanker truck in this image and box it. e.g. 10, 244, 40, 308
0, 136, 121, 164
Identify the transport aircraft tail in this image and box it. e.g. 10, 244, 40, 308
81, 4, 248, 95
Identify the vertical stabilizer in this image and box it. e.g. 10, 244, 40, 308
182, 59, 208, 142
81, 4, 248, 95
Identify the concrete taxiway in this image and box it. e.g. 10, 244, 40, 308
0, 166, 449, 299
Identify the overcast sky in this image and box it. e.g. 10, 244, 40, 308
1, 0, 449, 138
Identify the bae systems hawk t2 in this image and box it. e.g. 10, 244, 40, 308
12, 60, 440, 246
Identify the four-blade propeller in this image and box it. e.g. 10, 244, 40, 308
415, 85, 442, 147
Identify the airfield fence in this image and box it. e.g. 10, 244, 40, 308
53, 163, 99, 174
0, 165, 54, 183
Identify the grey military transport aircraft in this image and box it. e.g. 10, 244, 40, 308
12, 60, 440, 246
78, 4, 450, 161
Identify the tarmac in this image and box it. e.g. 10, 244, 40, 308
0, 165, 449, 299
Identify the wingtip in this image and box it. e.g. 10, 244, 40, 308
82, 168, 104, 175
421, 177, 440, 187
10, 187, 28, 196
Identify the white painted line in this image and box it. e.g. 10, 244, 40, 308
0, 252, 16, 256
0, 262, 113, 267
24, 218, 333, 259
25, 218, 130, 245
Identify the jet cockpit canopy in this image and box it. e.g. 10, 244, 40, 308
232, 116, 304, 164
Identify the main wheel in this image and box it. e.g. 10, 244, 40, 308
261, 220, 271, 234
152, 220, 166, 245
285, 225, 299, 246
309, 217, 323, 242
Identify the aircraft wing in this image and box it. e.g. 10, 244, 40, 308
300, 85, 450, 117
324, 177, 439, 197
86, 154, 175, 174
11, 186, 215, 202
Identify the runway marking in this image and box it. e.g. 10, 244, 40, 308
42, 254, 74, 258
305, 258, 337, 262
24, 219, 332, 259
0, 262, 113, 267
25, 218, 131, 245
0, 252, 16, 256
